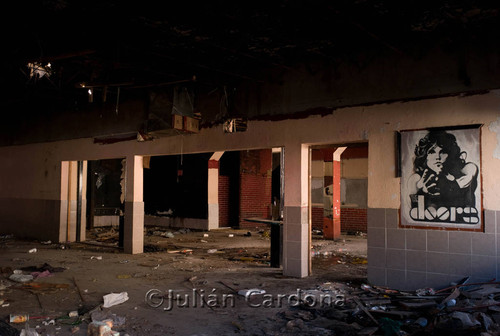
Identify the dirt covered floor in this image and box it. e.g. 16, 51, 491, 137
0, 227, 367, 335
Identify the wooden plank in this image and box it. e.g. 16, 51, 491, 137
399, 301, 437, 309
352, 297, 379, 325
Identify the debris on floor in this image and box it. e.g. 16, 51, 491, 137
0, 229, 369, 335
87, 319, 119, 336
21, 263, 66, 273
102, 292, 129, 308
271, 278, 500, 335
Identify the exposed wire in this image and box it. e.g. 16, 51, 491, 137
115, 87, 121, 114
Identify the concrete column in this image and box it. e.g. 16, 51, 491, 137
77, 161, 88, 242
324, 147, 346, 239
208, 152, 224, 230
59, 161, 79, 242
283, 144, 309, 277
124, 155, 144, 254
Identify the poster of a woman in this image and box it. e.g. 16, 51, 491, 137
400, 127, 482, 229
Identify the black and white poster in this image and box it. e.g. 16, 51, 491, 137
400, 126, 482, 230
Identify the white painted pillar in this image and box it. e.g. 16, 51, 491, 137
59, 161, 79, 242
208, 151, 224, 230
78, 161, 88, 242
283, 144, 310, 277
124, 155, 144, 254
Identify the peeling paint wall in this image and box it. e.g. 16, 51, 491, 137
1, 92, 500, 240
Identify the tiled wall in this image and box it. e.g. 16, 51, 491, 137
367, 208, 498, 291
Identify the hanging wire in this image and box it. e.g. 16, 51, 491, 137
115, 87, 121, 114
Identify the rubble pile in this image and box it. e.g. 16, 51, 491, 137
276, 278, 500, 335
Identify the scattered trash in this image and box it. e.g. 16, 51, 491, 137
21, 263, 65, 273
20, 323, 39, 336
274, 279, 500, 335
10, 314, 29, 323
31, 270, 53, 279
91, 256, 103, 260
446, 298, 457, 307
416, 287, 436, 296
228, 234, 234, 237
414, 317, 428, 327
200, 240, 208, 243
68, 310, 79, 318
152, 230, 175, 238
40, 240, 52, 245
91, 311, 126, 327
9, 273, 34, 283
28, 248, 37, 253
167, 249, 192, 254
103, 292, 129, 308
243, 231, 252, 237
41, 320, 55, 326
207, 249, 218, 254
203, 233, 209, 237
117, 274, 131, 279
87, 319, 119, 336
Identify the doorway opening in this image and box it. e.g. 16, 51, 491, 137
309, 143, 368, 278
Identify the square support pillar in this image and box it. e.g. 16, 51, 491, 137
208, 152, 224, 230
60, 161, 88, 243
283, 144, 310, 278
324, 147, 346, 240
124, 155, 144, 254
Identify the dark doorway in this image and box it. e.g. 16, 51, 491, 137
219, 151, 240, 227
144, 153, 211, 219
86, 158, 124, 230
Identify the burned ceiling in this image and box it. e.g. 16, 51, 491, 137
7, 1, 500, 87
3, 0, 500, 138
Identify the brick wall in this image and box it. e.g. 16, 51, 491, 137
218, 175, 230, 227
312, 207, 367, 233
239, 149, 272, 229
312, 206, 323, 230
341, 207, 367, 233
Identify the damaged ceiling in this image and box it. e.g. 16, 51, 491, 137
3, 1, 500, 142
7, 1, 500, 88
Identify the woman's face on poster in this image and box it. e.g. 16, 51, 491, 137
426, 144, 448, 174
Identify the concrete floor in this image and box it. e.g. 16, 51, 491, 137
0, 227, 367, 335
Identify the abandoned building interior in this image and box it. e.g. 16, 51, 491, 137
2, 1, 500, 335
